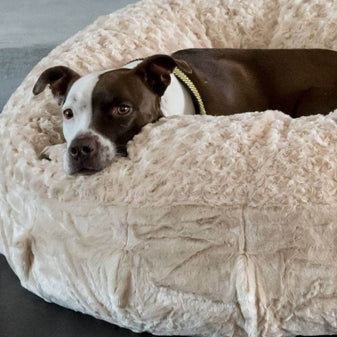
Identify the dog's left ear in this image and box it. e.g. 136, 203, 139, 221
33, 66, 80, 105
135, 55, 192, 96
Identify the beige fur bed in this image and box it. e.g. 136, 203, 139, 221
1, 0, 337, 336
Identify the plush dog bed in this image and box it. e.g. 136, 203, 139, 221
2, 0, 337, 336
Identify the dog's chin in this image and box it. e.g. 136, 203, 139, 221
70, 167, 102, 176
66, 163, 104, 176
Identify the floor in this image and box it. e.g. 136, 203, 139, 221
0, 255, 155, 337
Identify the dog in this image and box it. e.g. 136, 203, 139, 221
33, 48, 337, 175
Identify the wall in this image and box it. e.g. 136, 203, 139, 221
0, 0, 138, 110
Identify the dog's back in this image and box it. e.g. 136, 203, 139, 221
173, 48, 337, 116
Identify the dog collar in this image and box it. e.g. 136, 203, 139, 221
127, 58, 207, 115
172, 66, 206, 115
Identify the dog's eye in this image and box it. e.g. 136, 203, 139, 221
63, 109, 74, 119
116, 105, 132, 115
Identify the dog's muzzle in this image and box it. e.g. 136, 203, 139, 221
66, 132, 115, 175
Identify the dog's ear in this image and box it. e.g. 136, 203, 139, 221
135, 55, 192, 96
33, 66, 80, 105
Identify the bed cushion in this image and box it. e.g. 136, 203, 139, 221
1, 0, 337, 336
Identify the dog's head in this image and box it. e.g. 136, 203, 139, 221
33, 55, 190, 175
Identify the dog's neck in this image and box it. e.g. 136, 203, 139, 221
124, 60, 195, 116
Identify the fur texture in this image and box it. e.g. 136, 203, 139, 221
1, 0, 337, 336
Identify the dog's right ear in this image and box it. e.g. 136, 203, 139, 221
134, 55, 192, 96
33, 66, 80, 105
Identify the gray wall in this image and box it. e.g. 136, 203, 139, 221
0, 0, 139, 110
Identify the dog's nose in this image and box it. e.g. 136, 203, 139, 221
69, 136, 98, 161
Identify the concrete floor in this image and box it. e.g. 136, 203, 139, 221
0, 0, 138, 111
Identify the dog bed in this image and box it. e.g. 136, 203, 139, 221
1, 0, 337, 336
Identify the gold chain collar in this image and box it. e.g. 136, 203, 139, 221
127, 58, 207, 115
172, 66, 207, 115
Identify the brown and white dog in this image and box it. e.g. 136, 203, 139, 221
33, 48, 337, 175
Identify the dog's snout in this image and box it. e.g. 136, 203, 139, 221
67, 135, 104, 175
69, 137, 98, 160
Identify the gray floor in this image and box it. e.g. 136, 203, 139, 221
0, 0, 138, 111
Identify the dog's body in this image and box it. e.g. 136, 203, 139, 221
33, 48, 337, 174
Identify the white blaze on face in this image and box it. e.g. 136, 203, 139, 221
62, 72, 101, 145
